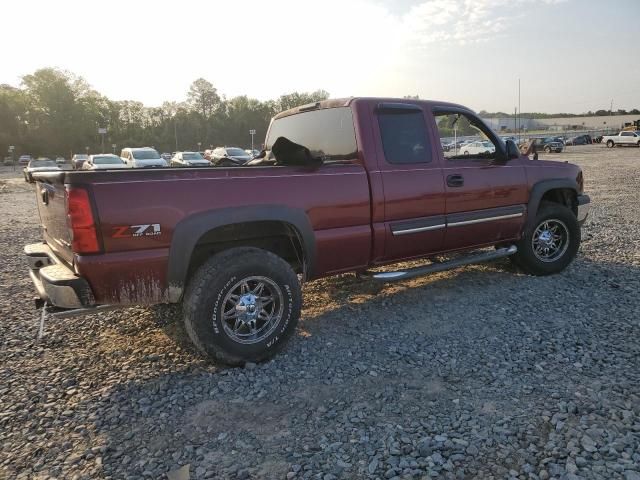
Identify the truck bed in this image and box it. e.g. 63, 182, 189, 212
33, 164, 373, 304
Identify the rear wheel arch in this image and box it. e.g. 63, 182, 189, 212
167, 206, 315, 302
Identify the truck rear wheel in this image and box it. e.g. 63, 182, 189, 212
183, 247, 302, 366
511, 201, 580, 276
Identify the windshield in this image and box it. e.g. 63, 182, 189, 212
30, 160, 57, 167
93, 156, 123, 165
226, 148, 246, 156
132, 150, 161, 160
183, 152, 204, 160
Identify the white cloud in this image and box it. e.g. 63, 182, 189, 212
397, 0, 567, 46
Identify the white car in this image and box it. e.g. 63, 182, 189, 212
602, 131, 640, 148
23, 158, 61, 182
170, 151, 211, 167
460, 141, 496, 156
120, 147, 167, 168
82, 154, 129, 170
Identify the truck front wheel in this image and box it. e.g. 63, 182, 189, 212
606, 140, 614, 148
511, 201, 580, 276
183, 247, 302, 366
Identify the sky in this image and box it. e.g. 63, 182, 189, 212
2, 0, 639, 113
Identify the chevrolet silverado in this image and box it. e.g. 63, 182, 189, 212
26, 97, 590, 365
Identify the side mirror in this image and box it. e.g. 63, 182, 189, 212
505, 140, 520, 159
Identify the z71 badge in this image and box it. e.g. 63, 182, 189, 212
112, 223, 161, 238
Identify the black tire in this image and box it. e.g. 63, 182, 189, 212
606, 140, 614, 148
544, 146, 551, 153
183, 247, 302, 366
511, 201, 580, 276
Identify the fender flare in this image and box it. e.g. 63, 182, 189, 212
167, 205, 316, 302
526, 179, 578, 228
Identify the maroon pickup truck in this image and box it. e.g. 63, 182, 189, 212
26, 97, 590, 365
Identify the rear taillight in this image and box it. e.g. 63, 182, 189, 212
66, 187, 100, 253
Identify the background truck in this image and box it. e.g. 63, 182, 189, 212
26, 97, 590, 365
602, 130, 640, 147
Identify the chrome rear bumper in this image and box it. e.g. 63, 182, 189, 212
25, 243, 95, 308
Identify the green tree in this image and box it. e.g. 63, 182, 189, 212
187, 78, 221, 118
276, 89, 329, 113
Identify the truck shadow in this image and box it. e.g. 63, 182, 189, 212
33, 256, 639, 479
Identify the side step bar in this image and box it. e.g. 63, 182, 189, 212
370, 245, 517, 282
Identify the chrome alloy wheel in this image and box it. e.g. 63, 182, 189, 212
220, 276, 284, 344
531, 219, 569, 262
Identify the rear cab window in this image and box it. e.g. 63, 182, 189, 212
265, 107, 357, 165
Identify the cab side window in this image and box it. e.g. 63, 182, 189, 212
377, 108, 430, 164
433, 111, 498, 161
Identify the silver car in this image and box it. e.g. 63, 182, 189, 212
82, 154, 129, 170
170, 151, 211, 167
24, 158, 61, 183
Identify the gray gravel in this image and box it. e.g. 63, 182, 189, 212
1, 145, 639, 480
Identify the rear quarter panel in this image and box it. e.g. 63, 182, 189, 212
71, 164, 372, 304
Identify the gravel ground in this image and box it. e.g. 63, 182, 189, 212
1, 146, 639, 480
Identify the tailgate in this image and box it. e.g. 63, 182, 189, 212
34, 172, 74, 265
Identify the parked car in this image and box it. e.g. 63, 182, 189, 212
120, 147, 167, 168
55, 157, 66, 165
601, 131, 640, 148
565, 135, 592, 146
170, 151, 211, 167
71, 154, 89, 170
23, 158, 61, 182
531, 137, 564, 153
81, 154, 129, 170
161, 153, 172, 162
210, 147, 252, 166
18, 155, 32, 166
24, 97, 590, 366
460, 140, 496, 155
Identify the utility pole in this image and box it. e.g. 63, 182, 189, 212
98, 127, 107, 153
518, 78, 521, 141
174, 118, 178, 151
249, 129, 256, 151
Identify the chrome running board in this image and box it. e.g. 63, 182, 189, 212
370, 245, 517, 282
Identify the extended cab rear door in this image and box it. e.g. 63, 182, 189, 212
370, 102, 446, 262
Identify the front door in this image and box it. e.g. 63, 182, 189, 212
430, 109, 528, 251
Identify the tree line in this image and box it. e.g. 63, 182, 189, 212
0, 68, 329, 158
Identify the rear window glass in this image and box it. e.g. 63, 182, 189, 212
183, 152, 204, 160
30, 160, 57, 167
378, 110, 430, 164
266, 107, 357, 162
94, 156, 122, 164
226, 148, 246, 156
132, 150, 161, 160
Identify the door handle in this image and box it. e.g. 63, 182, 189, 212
447, 174, 464, 187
